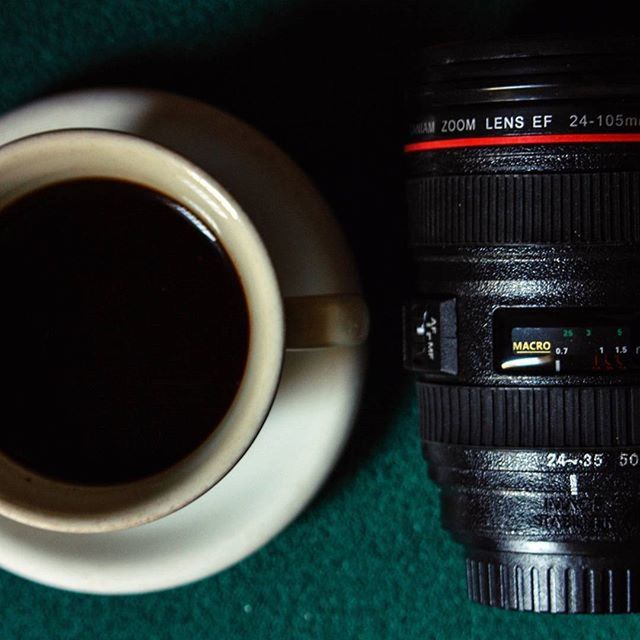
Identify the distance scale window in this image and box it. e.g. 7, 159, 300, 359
493, 308, 640, 375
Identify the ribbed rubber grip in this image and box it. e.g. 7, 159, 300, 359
466, 550, 640, 613
418, 383, 640, 447
407, 172, 640, 246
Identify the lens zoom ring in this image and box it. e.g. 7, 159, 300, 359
408, 172, 640, 246
418, 383, 640, 446
466, 552, 640, 613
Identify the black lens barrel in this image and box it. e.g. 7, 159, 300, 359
430, 442, 640, 613
406, 38, 640, 613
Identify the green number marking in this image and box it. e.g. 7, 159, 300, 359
586, 328, 592, 337
563, 329, 574, 338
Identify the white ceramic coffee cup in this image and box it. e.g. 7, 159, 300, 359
0, 129, 368, 533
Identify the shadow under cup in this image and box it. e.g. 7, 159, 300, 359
0, 130, 286, 533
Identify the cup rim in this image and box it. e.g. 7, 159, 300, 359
0, 129, 285, 532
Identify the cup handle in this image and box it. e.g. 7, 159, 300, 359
283, 293, 369, 349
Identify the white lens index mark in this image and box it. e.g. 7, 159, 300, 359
569, 474, 578, 496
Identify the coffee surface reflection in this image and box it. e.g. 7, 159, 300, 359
0, 178, 249, 484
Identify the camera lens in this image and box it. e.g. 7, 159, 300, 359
404, 37, 640, 613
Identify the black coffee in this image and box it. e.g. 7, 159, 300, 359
0, 178, 249, 484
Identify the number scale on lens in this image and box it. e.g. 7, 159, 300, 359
493, 309, 640, 375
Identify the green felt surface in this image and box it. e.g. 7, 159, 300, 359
1, 0, 640, 638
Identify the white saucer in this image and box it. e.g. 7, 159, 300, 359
0, 89, 366, 594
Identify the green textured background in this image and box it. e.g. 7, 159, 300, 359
1, 1, 639, 638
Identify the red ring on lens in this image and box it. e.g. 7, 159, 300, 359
404, 133, 640, 153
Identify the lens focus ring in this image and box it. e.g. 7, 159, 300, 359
408, 172, 640, 247
419, 383, 640, 447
